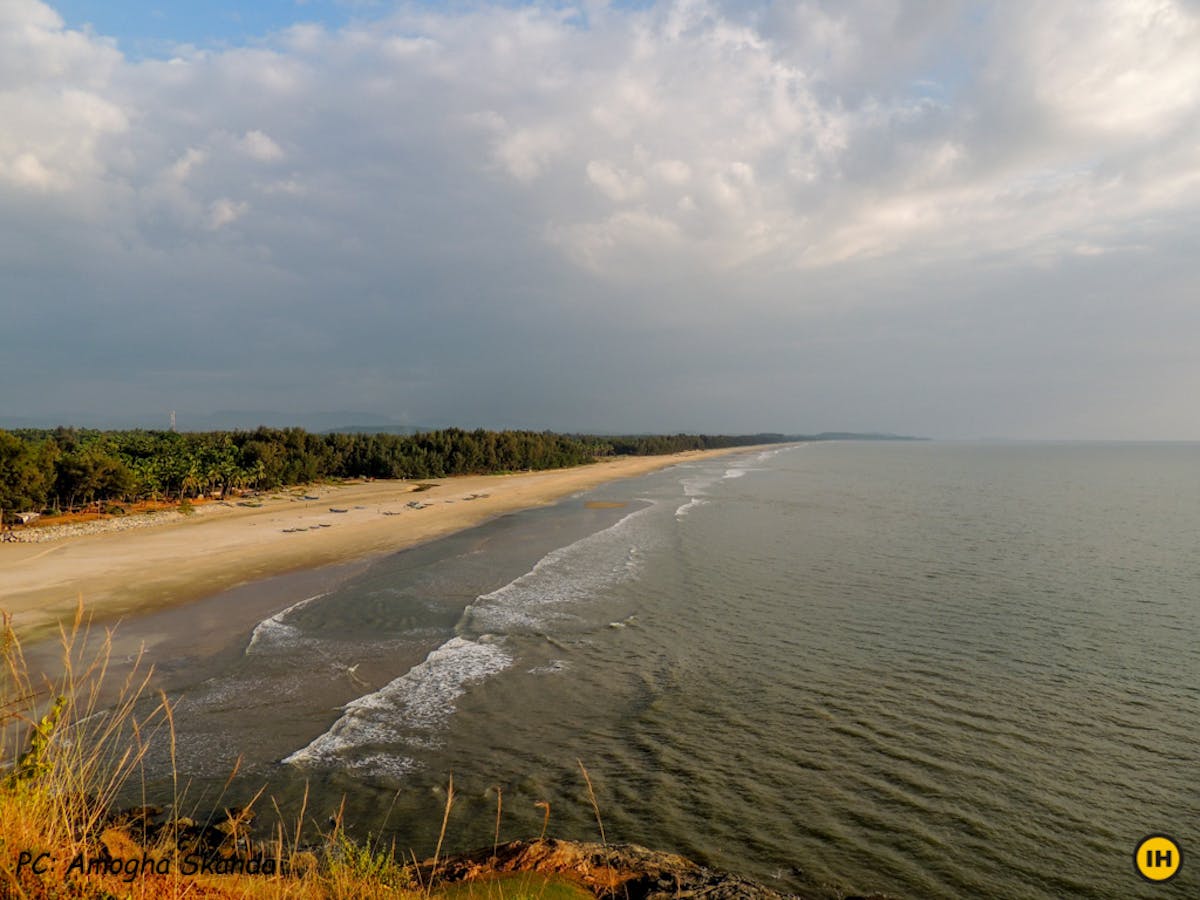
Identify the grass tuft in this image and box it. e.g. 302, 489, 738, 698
0, 604, 606, 900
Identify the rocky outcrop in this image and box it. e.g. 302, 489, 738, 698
97, 806, 897, 899
104, 804, 260, 860
425, 839, 897, 900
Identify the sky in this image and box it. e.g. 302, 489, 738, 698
2, 0, 1199, 438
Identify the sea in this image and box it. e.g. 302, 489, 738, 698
107, 442, 1197, 898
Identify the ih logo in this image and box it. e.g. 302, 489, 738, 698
1134, 834, 1183, 883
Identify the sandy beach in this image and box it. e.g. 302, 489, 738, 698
0, 450, 746, 639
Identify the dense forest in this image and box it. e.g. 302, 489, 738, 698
0, 427, 790, 522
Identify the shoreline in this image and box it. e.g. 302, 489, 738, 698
1, 449, 754, 640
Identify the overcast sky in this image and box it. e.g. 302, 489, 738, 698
2, 0, 1198, 438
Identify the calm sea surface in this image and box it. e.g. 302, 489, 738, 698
122, 442, 1198, 898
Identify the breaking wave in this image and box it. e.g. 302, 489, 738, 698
283, 636, 512, 774
246, 593, 327, 654
461, 503, 655, 633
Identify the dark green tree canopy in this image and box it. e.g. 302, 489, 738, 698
0, 427, 790, 523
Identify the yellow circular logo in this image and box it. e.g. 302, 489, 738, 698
1134, 834, 1183, 883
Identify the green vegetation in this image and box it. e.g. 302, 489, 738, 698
0, 427, 791, 523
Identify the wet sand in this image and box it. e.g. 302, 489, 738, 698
1, 450, 746, 640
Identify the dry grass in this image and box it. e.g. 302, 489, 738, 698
0, 606, 175, 895
0, 604, 598, 900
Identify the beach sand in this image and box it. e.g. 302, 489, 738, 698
0, 450, 745, 639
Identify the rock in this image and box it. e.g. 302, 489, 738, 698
92, 807, 899, 900
422, 839, 898, 900
101, 805, 260, 860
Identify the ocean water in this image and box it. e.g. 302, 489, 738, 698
127, 443, 1198, 898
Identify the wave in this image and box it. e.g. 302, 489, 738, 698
284, 501, 658, 774
246, 592, 328, 654
283, 636, 512, 773
755, 444, 801, 462
675, 497, 709, 518
681, 461, 757, 498
462, 503, 655, 633
681, 475, 717, 497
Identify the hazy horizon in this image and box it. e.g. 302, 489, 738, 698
3, 1, 1199, 440
0, 408, 907, 437
10, 408, 1200, 444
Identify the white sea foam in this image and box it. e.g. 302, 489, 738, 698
677, 461, 758, 508
755, 444, 800, 461
675, 497, 709, 518
284, 502, 658, 773
246, 592, 327, 654
682, 462, 753, 495
681, 474, 718, 497
464, 504, 655, 633
283, 636, 512, 772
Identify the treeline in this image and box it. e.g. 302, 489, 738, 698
0, 427, 788, 521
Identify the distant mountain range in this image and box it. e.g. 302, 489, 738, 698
802, 432, 926, 441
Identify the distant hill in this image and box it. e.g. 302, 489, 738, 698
320, 424, 438, 435
190, 411, 417, 432
803, 431, 926, 441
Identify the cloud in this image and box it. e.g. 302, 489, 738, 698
1003, 0, 1200, 136
238, 130, 285, 161
495, 126, 567, 182
169, 147, 207, 181
0, 2, 126, 194
1, 0, 1199, 437
207, 197, 248, 229
10, 0, 1199, 270
585, 160, 645, 203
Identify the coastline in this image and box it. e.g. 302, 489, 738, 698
0, 449, 751, 640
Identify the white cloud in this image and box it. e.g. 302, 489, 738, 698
4, 152, 57, 190
6, 0, 1197, 272
3, 0, 1200, 436
652, 159, 691, 185
0, 3, 126, 194
169, 147, 207, 181
494, 126, 568, 182
585, 159, 645, 202
554, 209, 684, 272
207, 197, 247, 229
1008, 0, 1200, 136
239, 130, 285, 162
